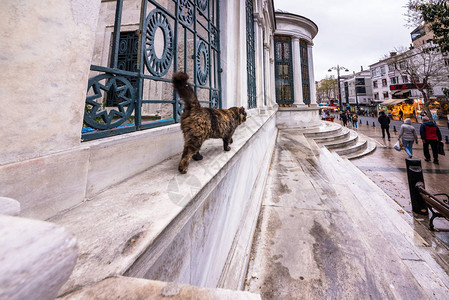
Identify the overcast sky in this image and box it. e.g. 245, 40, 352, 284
273, 0, 414, 81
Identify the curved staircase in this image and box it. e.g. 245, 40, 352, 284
306, 121, 376, 159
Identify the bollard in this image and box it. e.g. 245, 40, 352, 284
373, 122, 375, 127
359, 119, 362, 124
405, 159, 428, 216
366, 121, 369, 125
446, 136, 449, 144
393, 126, 397, 132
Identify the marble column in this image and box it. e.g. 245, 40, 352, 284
291, 37, 303, 106
254, 17, 265, 108
308, 44, 317, 105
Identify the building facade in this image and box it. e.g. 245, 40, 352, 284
1, 0, 319, 296
340, 70, 373, 113
273, 11, 318, 107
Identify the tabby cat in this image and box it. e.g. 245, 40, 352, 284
172, 72, 247, 174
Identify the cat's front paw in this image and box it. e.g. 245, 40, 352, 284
192, 152, 203, 161
224, 146, 231, 151
230, 138, 233, 144
178, 164, 188, 174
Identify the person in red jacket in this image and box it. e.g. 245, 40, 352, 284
419, 115, 442, 164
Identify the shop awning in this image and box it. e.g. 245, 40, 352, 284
392, 89, 411, 96
380, 98, 407, 105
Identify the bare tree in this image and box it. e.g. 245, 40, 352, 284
389, 43, 449, 118
405, 0, 449, 52
317, 77, 337, 103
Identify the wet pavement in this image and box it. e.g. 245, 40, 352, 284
246, 119, 449, 299
348, 115, 449, 238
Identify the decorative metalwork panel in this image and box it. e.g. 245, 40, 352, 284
178, 0, 193, 27
274, 37, 294, 105
211, 90, 219, 108
197, 0, 208, 12
246, 0, 257, 109
196, 40, 209, 85
300, 40, 311, 104
85, 74, 135, 130
82, 0, 222, 141
144, 9, 174, 77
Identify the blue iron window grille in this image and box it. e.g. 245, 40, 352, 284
246, 0, 257, 109
107, 31, 139, 107
300, 40, 310, 104
83, 0, 222, 141
274, 36, 294, 105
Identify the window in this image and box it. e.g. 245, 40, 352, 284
373, 80, 378, 88
382, 79, 387, 87
380, 66, 386, 75
399, 61, 406, 69
402, 75, 408, 83
374, 93, 379, 100
390, 77, 398, 84
83, 0, 222, 141
106, 31, 139, 107
274, 37, 294, 105
246, 0, 256, 108
388, 64, 394, 72
300, 40, 311, 104
444, 58, 449, 67
383, 92, 389, 99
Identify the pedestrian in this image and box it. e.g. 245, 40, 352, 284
321, 110, 326, 121
398, 118, 418, 158
341, 113, 348, 127
412, 107, 418, 123
398, 109, 404, 121
378, 111, 391, 141
352, 114, 358, 129
447, 114, 449, 129
420, 115, 442, 164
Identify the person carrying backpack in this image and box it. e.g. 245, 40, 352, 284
420, 115, 442, 164
352, 114, 358, 129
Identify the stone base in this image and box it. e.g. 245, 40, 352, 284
276, 106, 320, 129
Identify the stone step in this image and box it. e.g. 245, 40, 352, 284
303, 122, 342, 137
323, 130, 358, 150
313, 126, 350, 143
335, 138, 368, 156
344, 139, 377, 160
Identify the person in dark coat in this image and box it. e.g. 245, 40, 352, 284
378, 111, 391, 141
341, 112, 348, 127
420, 115, 442, 164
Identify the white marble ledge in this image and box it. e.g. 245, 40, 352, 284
278, 105, 320, 111
60, 276, 261, 300
0, 215, 78, 300
50, 110, 277, 296
0, 197, 20, 216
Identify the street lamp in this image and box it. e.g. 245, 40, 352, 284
328, 65, 349, 110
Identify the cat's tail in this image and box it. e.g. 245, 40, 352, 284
172, 72, 200, 111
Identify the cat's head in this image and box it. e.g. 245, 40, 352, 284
230, 106, 247, 124
237, 106, 247, 123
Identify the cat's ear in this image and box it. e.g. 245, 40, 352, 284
238, 107, 247, 122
